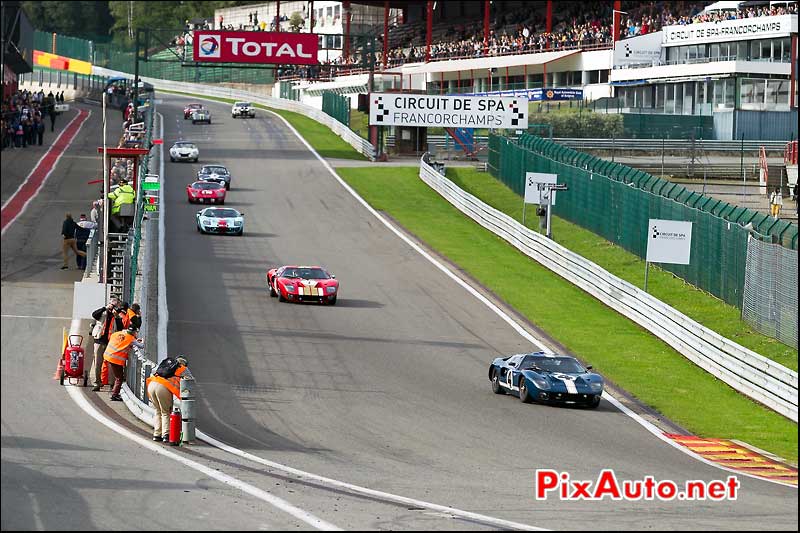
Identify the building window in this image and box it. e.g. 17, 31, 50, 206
736, 41, 748, 60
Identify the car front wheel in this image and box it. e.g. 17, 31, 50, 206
587, 396, 601, 409
491, 370, 505, 395
278, 288, 286, 302
519, 378, 533, 403
269, 280, 277, 297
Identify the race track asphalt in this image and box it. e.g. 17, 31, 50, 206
0, 101, 350, 531
160, 95, 798, 530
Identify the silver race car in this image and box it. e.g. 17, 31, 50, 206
196, 207, 244, 236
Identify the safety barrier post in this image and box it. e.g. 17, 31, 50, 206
180, 370, 196, 443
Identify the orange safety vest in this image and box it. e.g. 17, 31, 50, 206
103, 331, 135, 366
146, 365, 187, 399
121, 309, 135, 328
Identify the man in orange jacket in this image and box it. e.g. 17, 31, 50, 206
146, 356, 188, 442
103, 325, 143, 401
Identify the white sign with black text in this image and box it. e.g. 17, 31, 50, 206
646, 219, 693, 265
613, 31, 663, 67
525, 172, 558, 205
369, 93, 528, 129
662, 15, 796, 47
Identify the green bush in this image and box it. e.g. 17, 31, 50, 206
529, 111, 623, 138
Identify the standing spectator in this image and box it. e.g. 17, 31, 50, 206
75, 213, 96, 270
103, 325, 143, 401
90, 200, 101, 224
47, 94, 57, 132
108, 178, 136, 232
769, 187, 783, 218
34, 116, 44, 146
794, 183, 799, 216
146, 356, 188, 441
90, 298, 123, 391
61, 213, 87, 269
129, 303, 142, 330
14, 122, 24, 147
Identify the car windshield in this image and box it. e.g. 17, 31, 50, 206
205, 209, 239, 218
282, 268, 329, 280
201, 166, 227, 175
175, 143, 196, 149
519, 355, 586, 374
193, 182, 221, 190
236, 102, 251, 107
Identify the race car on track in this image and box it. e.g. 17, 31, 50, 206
197, 165, 232, 190
184, 103, 203, 119
191, 108, 212, 124
196, 207, 244, 235
267, 265, 339, 305
489, 352, 603, 408
169, 141, 199, 162
231, 102, 255, 118
186, 180, 226, 204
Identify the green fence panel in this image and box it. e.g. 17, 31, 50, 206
322, 91, 351, 127
485, 133, 795, 307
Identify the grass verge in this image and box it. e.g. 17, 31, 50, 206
337, 166, 798, 461
158, 87, 797, 459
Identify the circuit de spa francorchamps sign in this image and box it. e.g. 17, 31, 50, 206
369, 93, 528, 129
193, 31, 318, 65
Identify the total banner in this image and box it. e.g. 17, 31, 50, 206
193, 31, 318, 65
369, 93, 528, 129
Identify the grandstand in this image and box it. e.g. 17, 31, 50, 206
253, 0, 796, 145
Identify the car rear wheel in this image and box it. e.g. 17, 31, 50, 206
491, 369, 505, 395
519, 378, 533, 403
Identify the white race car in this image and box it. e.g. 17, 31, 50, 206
170, 141, 199, 162
231, 102, 255, 118
196, 207, 244, 236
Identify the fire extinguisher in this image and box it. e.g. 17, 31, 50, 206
169, 406, 182, 446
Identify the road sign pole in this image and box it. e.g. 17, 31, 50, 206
545, 190, 553, 239
644, 261, 650, 292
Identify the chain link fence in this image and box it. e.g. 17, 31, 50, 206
742, 237, 798, 348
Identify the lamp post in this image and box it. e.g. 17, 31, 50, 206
612, 9, 628, 42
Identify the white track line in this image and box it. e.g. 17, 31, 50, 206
64, 385, 341, 530
258, 103, 798, 491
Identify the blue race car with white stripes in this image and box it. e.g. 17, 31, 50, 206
489, 352, 603, 408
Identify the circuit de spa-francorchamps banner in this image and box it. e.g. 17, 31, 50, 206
369, 93, 529, 129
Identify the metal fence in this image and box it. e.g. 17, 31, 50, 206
322, 91, 351, 127
487, 134, 800, 310
743, 237, 799, 348
419, 155, 798, 420
33, 30, 274, 85
128, 105, 155, 303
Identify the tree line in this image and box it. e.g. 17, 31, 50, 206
23, 1, 262, 43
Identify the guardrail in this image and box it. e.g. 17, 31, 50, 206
93, 67, 376, 161
418, 154, 798, 421
388, 136, 789, 154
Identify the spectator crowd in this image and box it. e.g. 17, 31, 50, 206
279, 0, 797, 79
1, 89, 66, 151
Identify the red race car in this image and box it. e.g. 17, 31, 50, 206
267, 265, 339, 305
183, 103, 204, 119
186, 180, 226, 204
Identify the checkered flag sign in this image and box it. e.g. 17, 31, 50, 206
374, 96, 390, 123
508, 99, 525, 127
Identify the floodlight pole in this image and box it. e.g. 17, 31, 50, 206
133, 28, 141, 114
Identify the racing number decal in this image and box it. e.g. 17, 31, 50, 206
506, 368, 514, 390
